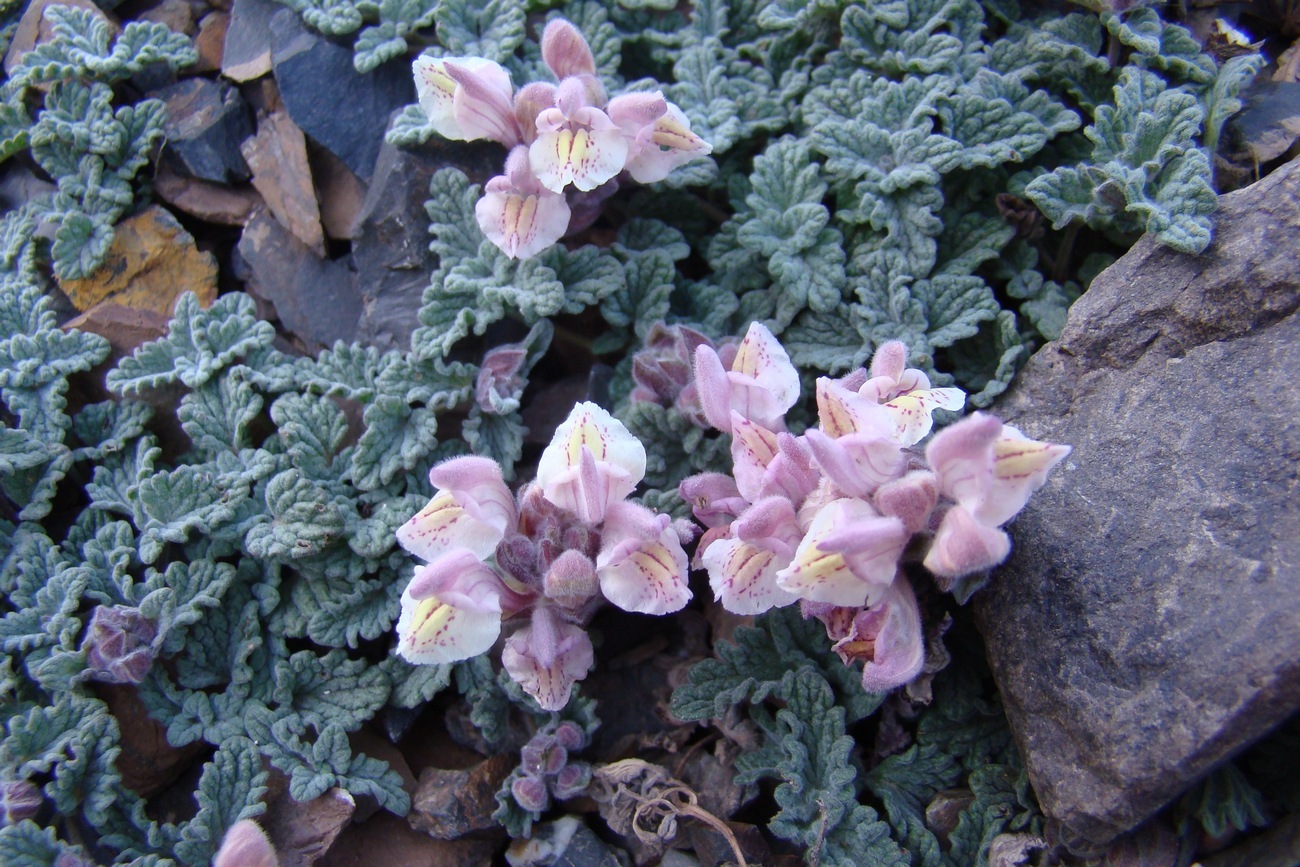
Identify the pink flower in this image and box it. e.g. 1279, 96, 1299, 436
613, 97, 713, 184
695, 322, 800, 433
476, 147, 572, 259
541, 18, 598, 80
536, 401, 646, 524
775, 498, 908, 608
810, 579, 925, 692
923, 412, 1071, 580
396, 456, 517, 562
396, 549, 531, 665
530, 78, 628, 193
858, 341, 965, 446
595, 500, 692, 615
502, 607, 595, 711
413, 55, 520, 147
699, 496, 803, 614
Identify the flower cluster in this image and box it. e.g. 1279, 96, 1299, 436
413, 20, 712, 259
682, 324, 1070, 692
509, 720, 592, 813
394, 402, 694, 710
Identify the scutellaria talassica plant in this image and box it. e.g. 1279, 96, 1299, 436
412, 18, 712, 258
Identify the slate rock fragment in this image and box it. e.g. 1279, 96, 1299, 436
351, 134, 500, 351
240, 109, 324, 253
222, 0, 277, 82
320, 811, 498, 867
261, 770, 356, 867
154, 77, 253, 184
978, 158, 1300, 847
235, 206, 360, 353
269, 9, 414, 182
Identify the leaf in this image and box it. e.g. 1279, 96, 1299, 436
423, 168, 483, 267
433, 0, 525, 63
298, 341, 396, 401
173, 737, 268, 867
245, 469, 346, 560
670, 606, 884, 724
0, 324, 110, 440
669, 37, 785, 154
463, 407, 525, 481
7, 5, 196, 88
130, 462, 248, 564
0, 427, 52, 475
276, 0, 365, 36
353, 0, 437, 73
177, 367, 263, 457
274, 649, 391, 731
781, 305, 870, 374
838, 0, 984, 79
0, 822, 92, 864
936, 69, 1080, 170
382, 655, 454, 709
107, 293, 277, 395
351, 397, 440, 491
1179, 761, 1267, 838
268, 392, 351, 483
71, 399, 153, 462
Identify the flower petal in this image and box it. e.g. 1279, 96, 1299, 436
925, 411, 1002, 507
596, 501, 691, 614
623, 103, 712, 184
728, 322, 800, 428
922, 505, 1011, 583
976, 426, 1071, 526
537, 402, 645, 522
851, 579, 926, 693
476, 184, 571, 259
776, 499, 901, 607
529, 112, 629, 193
502, 616, 594, 711
396, 585, 501, 665
396, 456, 516, 561
701, 536, 798, 615
816, 377, 893, 440
882, 386, 966, 446
729, 413, 779, 502
541, 18, 597, 79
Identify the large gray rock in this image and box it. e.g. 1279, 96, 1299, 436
977, 159, 1300, 847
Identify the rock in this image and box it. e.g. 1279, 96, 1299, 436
154, 77, 253, 184
63, 303, 170, 360
153, 165, 260, 226
235, 206, 360, 353
350, 135, 500, 351
192, 11, 229, 74
408, 753, 514, 839
56, 205, 218, 315
0, 161, 57, 211
977, 159, 1300, 847
94, 683, 205, 798
4, 0, 108, 76
685, 821, 769, 867
261, 769, 356, 867
505, 816, 625, 867
269, 8, 414, 181
924, 788, 976, 849
321, 811, 498, 867
312, 145, 367, 242
222, 0, 277, 82
240, 110, 324, 254
137, 0, 195, 35
347, 730, 417, 822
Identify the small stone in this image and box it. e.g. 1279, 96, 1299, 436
154, 77, 253, 184
261, 769, 356, 867
137, 0, 195, 36
4, 0, 108, 76
240, 110, 324, 254
320, 812, 498, 867
312, 145, 367, 242
236, 206, 360, 353
269, 8, 414, 181
192, 11, 229, 74
63, 303, 169, 360
924, 788, 976, 849
505, 816, 625, 867
408, 753, 514, 840
153, 165, 260, 226
222, 0, 278, 82
685, 821, 769, 867
56, 205, 218, 315
95, 683, 206, 798
979, 158, 1300, 847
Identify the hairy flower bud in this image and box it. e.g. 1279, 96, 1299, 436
82, 606, 157, 684
552, 762, 592, 799
0, 780, 42, 826
511, 773, 551, 813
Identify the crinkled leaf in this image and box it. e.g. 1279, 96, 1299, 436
354, 0, 437, 73
351, 397, 440, 491
107, 293, 276, 394
245, 469, 346, 559
130, 462, 248, 564
274, 649, 390, 731
463, 407, 525, 481
178, 368, 263, 457
173, 737, 268, 866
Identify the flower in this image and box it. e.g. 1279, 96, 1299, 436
395, 455, 517, 562
859, 341, 966, 446
82, 605, 158, 684
595, 500, 691, 615
529, 78, 629, 193
775, 498, 907, 608
536, 401, 646, 524
805, 578, 925, 692
413, 55, 520, 146
502, 608, 595, 711
694, 321, 801, 433
476, 146, 572, 260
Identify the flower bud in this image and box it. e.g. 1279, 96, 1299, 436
0, 780, 42, 826
511, 773, 551, 813
82, 606, 157, 684
552, 762, 592, 799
